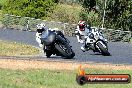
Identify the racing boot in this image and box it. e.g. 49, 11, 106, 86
81, 44, 89, 52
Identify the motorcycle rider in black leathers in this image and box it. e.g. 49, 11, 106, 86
36, 23, 65, 47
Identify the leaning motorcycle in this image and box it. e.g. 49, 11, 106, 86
84, 27, 110, 56
40, 30, 75, 59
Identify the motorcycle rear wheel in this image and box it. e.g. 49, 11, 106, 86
45, 50, 52, 58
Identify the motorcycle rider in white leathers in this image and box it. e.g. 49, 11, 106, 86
75, 20, 93, 52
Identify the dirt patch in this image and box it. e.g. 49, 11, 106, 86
0, 58, 132, 70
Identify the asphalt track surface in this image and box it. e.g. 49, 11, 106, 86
0, 28, 132, 64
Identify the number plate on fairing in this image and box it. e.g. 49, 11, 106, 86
86, 38, 95, 44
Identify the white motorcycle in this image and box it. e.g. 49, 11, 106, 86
85, 27, 110, 56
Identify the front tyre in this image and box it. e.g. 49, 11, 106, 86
96, 41, 110, 56
55, 43, 75, 59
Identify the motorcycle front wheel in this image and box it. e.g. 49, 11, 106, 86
96, 40, 110, 56
55, 43, 75, 59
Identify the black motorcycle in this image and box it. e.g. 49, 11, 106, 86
41, 30, 75, 59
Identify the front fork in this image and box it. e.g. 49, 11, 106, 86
43, 44, 52, 53
85, 39, 100, 52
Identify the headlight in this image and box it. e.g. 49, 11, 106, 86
89, 33, 94, 39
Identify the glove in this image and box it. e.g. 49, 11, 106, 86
78, 40, 84, 44
39, 44, 43, 47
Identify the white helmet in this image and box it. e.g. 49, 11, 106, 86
36, 23, 46, 33
36, 22, 46, 29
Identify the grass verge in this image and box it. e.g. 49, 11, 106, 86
0, 40, 39, 56
0, 68, 132, 88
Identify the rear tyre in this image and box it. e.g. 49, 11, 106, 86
44, 49, 52, 58
46, 52, 52, 58
96, 41, 110, 56
55, 43, 75, 59
71, 51, 75, 58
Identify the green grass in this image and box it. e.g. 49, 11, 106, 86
0, 40, 39, 56
0, 68, 132, 88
